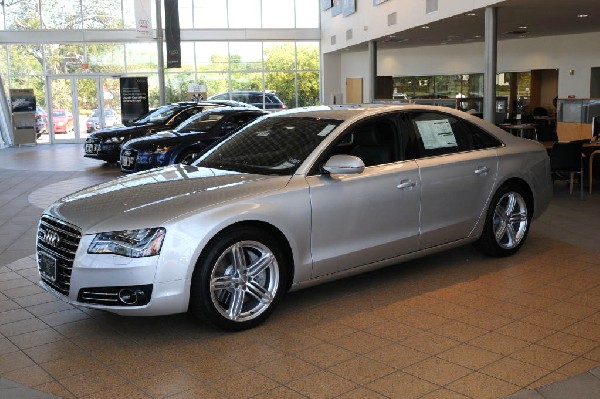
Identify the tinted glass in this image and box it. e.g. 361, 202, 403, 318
199, 117, 341, 175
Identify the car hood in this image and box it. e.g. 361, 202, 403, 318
125, 130, 209, 150
90, 123, 151, 138
45, 165, 291, 233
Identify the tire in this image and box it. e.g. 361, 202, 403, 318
178, 150, 201, 165
190, 226, 287, 331
474, 183, 531, 257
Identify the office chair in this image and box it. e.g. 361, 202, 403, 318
550, 141, 585, 199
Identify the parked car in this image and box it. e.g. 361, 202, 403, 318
35, 106, 48, 138
120, 107, 268, 173
51, 109, 73, 134
37, 104, 551, 331
208, 91, 286, 111
86, 108, 120, 133
84, 100, 256, 163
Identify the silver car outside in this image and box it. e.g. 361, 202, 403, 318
36, 105, 552, 330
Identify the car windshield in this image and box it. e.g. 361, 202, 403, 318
134, 105, 178, 124
176, 112, 224, 133
198, 116, 341, 175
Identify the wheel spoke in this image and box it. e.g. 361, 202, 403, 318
227, 288, 245, 320
247, 252, 274, 278
504, 194, 517, 216
505, 224, 517, 246
246, 281, 273, 304
211, 275, 237, 291
231, 243, 247, 275
509, 211, 527, 224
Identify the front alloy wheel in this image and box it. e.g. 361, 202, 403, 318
190, 227, 287, 331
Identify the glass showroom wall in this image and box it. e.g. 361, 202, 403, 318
0, 0, 320, 143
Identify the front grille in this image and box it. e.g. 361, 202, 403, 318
120, 148, 137, 170
37, 215, 82, 296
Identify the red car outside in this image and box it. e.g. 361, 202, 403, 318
52, 109, 73, 134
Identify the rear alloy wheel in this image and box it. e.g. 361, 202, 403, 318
190, 227, 287, 331
475, 184, 530, 257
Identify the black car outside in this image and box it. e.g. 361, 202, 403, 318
84, 100, 256, 163
120, 107, 268, 173
208, 91, 286, 111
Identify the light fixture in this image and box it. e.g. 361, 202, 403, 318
578, 14, 589, 18
466, 13, 476, 16
518, 25, 528, 30
422, 25, 430, 29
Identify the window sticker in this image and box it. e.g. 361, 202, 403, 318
415, 119, 457, 149
317, 124, 336, 137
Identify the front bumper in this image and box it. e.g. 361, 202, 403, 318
121, 149, 169, 173
84, 140, 121, 162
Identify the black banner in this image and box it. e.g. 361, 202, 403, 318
165, 0, 181, 69
120, 77, 149, 125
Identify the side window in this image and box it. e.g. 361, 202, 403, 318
339, 118, 398, 167
173, 108, 200, 125
466, 122, 504, 149
410, 112, 471, 157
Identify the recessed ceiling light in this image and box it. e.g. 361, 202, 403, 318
518, 25, 528, 30
578, 14, 589, 18
474, 34, 482, 38
466, 13, 476, 16
422, 25, 430, 29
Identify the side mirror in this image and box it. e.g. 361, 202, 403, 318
323, 154, 365, 175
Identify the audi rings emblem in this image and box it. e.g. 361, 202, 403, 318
41, 230, 61, 247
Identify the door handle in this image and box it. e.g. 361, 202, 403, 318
397, 179, 417, 190
474, 166, 490, 175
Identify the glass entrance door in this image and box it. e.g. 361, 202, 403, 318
46, 75, 120, 144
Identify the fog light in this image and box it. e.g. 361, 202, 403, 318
118, 288, 145, 305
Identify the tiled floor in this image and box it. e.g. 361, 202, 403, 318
0, 144, 599, 399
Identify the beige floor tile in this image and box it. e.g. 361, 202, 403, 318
3, 364, 54, 386
510, 343, 576, 370
562, 320, 600, 341
22, 340, 85, 364
404, 356, 472, 386
520, 310, 578, 330
366, 371, 439, 399
480, 357, 550, 387
459, 309, 512, 331
335, 387, 388, 399
253, 354, 320, 384
525, 371, 569, 390
0, 350, 35, 373
420, 388, 470, 399
132, 369, 203, 398
302, 321, 357, 342
566, 292, 600, 308
328, 356, 395, 385
437, 344, 503, 370
0, 317, 48, 337
9, 327, 64, 349
431, 320, 488, 342
468, 332, 530, 356
361, 319, 421, 342
250, 386, 307, 399
544, 301, 597, 320
337, 310, 391, 330
40, 353, 103, 380
400, 331, 460, 355
556, 357, 600, 376
331, 331, 392, 355
295, 342, 357, 368
35, 381, 76, 399
388, 310, 449, 330
217, 368, 280, 398
505, 292, 559, 310
180, 354, 246, 383
287, 370, 358, 399
446, 371, 520, 399
261, 331, 323, 354
584, 345, 600, 362
81, 383, 153, 399
59, 367, 127, 397
529, 284, 578, 301
538, 331, 597, 356
494, 320, 554, 343
413, 298, 475, 320
0, 336, 19, 355
366, 342, 430, 369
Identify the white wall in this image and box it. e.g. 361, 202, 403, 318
324, 32, 600, 103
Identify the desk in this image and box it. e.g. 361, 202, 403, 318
499, 123, 537, 139
587, 143, 600, 194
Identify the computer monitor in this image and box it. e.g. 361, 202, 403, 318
593, 116, 600, 140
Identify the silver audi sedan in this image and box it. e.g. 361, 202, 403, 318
37, 105, 552, 330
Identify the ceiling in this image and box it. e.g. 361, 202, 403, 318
357, 0, 600, 51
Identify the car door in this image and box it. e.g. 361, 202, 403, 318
306, 114, 421, 278
408, 111, 499, 249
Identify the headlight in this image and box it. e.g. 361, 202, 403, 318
106, 136, 125, 144
149, 146, 172, 154
88, 228, 166, 258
